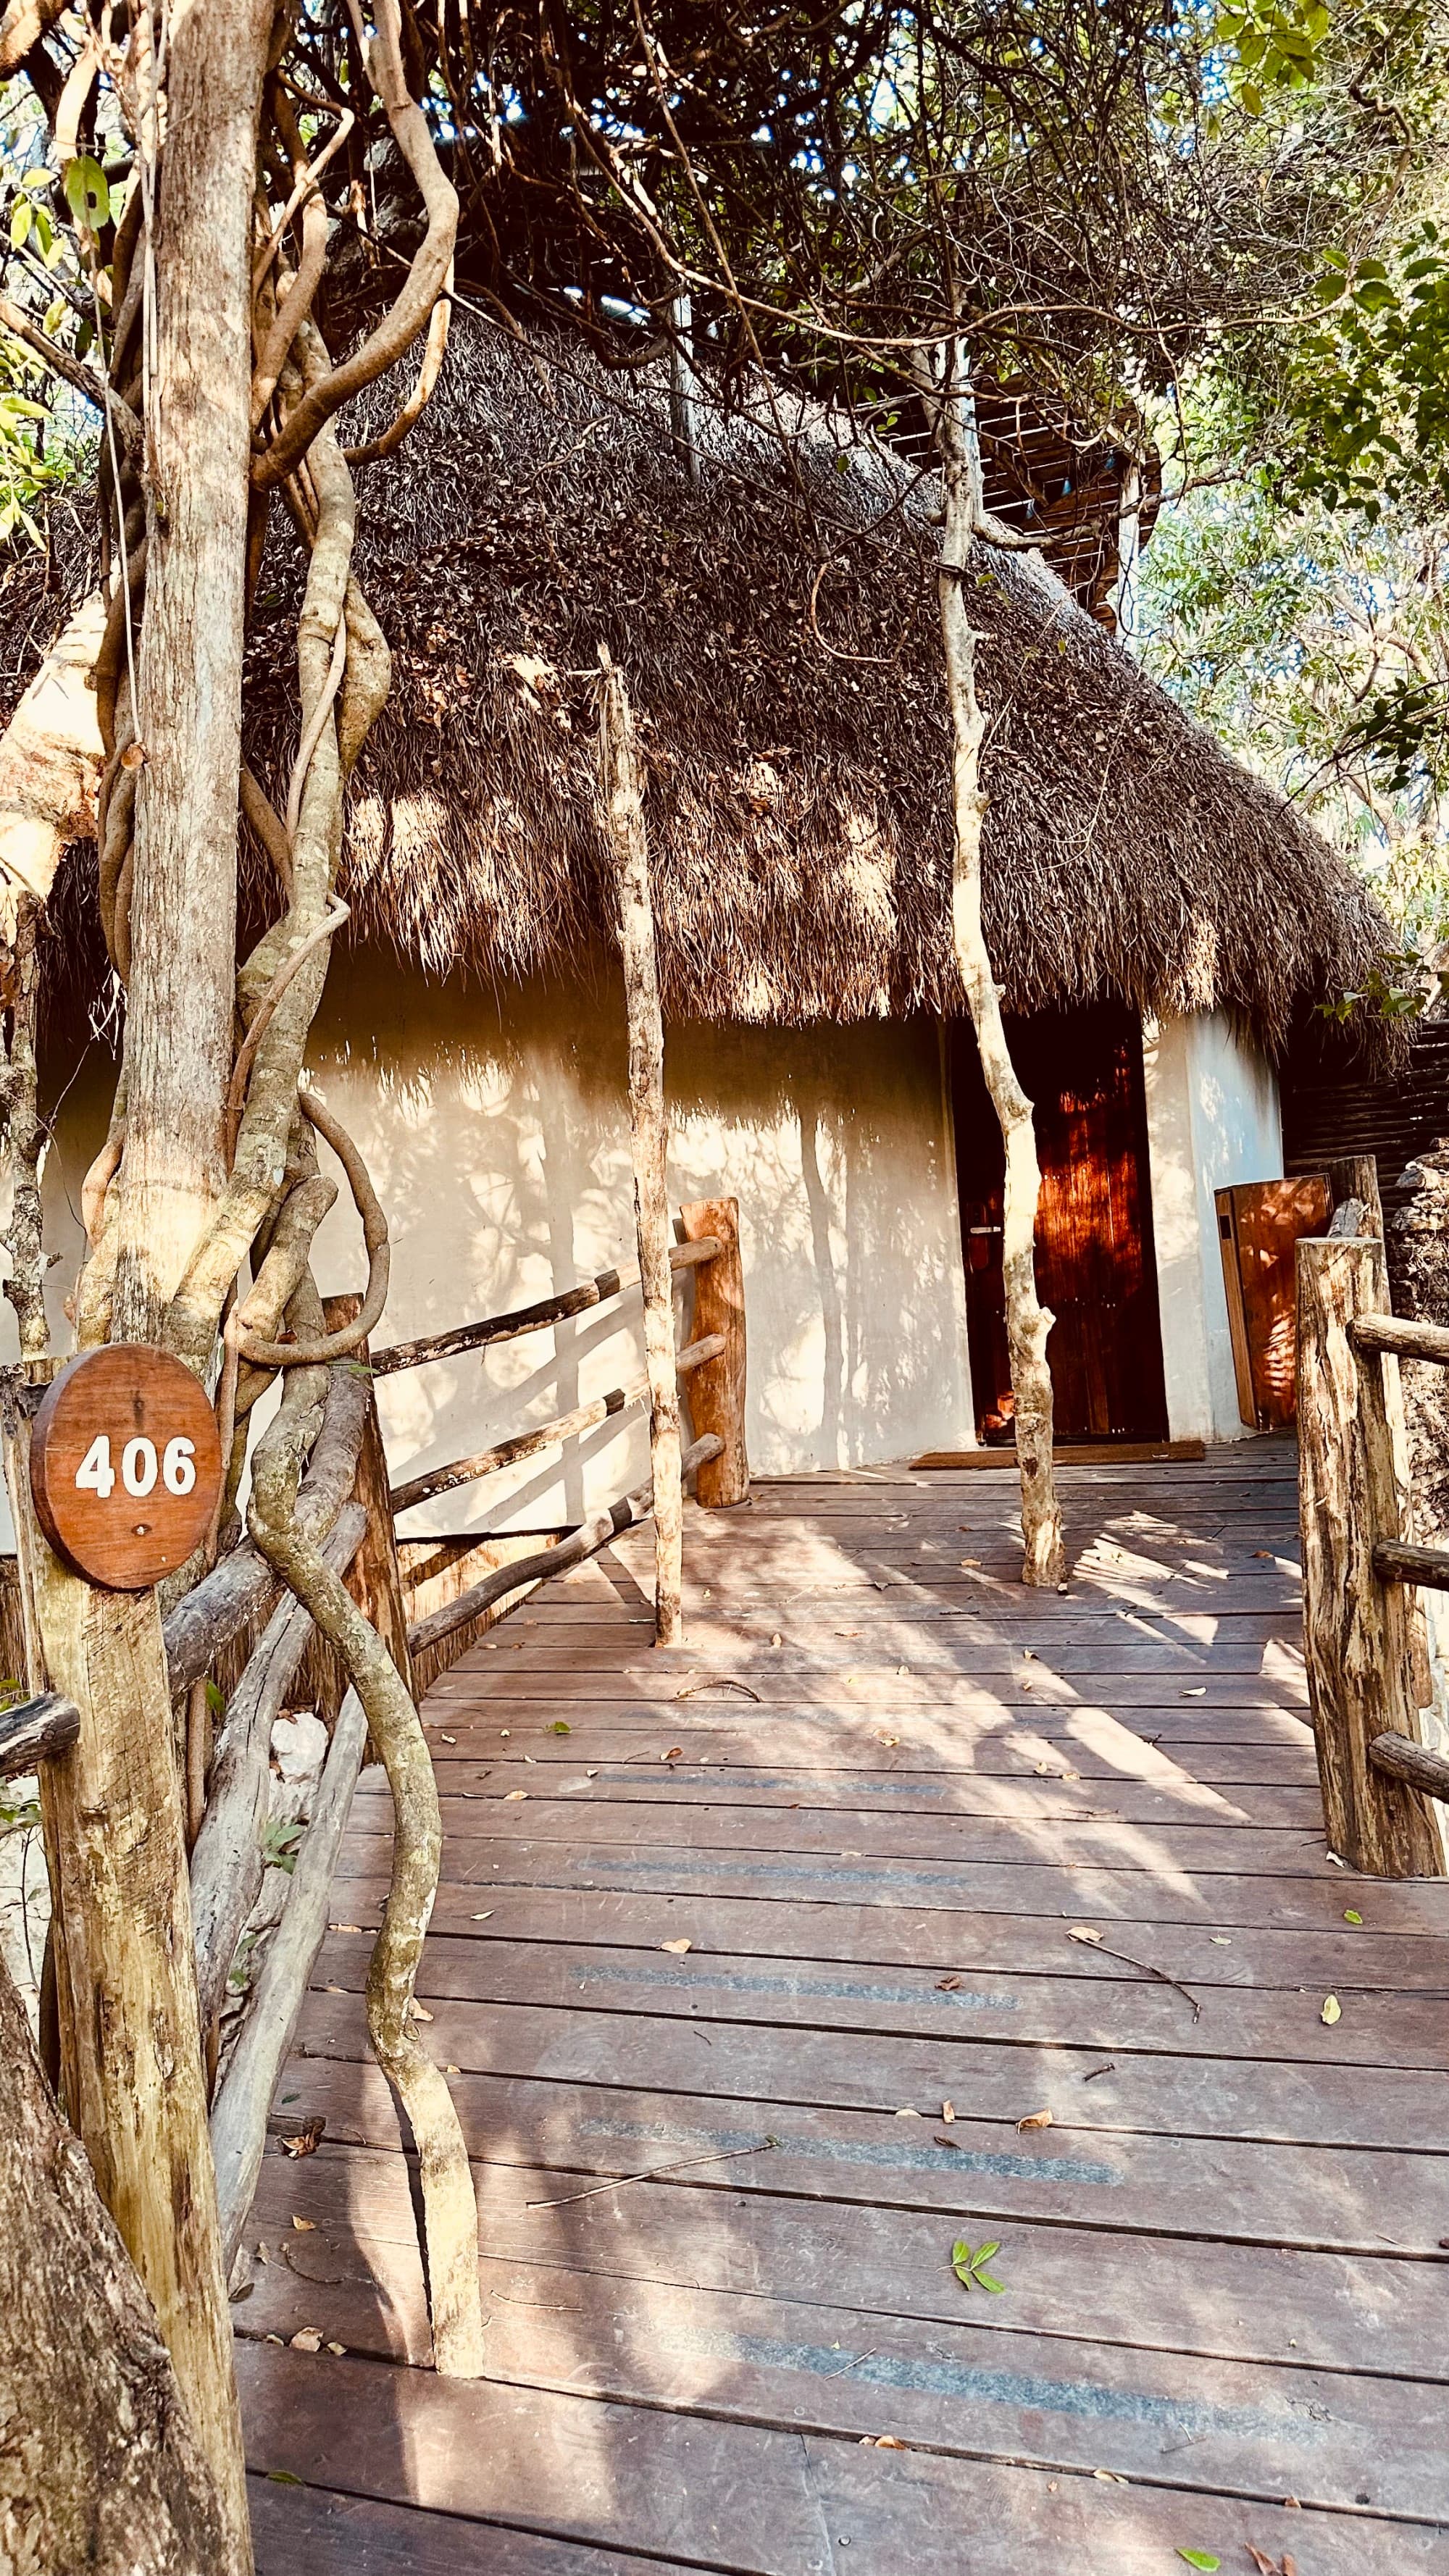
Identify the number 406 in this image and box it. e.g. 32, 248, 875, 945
75, 1434, 197, 1500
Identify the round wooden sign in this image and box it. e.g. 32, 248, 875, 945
30, 1345, 224, 1591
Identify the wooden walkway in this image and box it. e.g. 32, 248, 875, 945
240, 1450, 1449, 2574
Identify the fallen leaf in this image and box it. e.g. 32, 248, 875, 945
869, 2435, 906, 2449
439, 1733, 456, 1744
325, 2342, 346, 2356
471, 1911, 494, 1921
661, 1937, 693, 1954
1175, 2555, 1219, 2572
408, 2001, 435, 2023
1067, 1925, 1103, 1946
1321, 1994, 1341, 2025
661, 1747, 684, 1763
289, 2328, 322, 2353
959, 1556, 981, 1568
291, 2217, 315, 2233
895, 2107, 922, 2117
1209, 1935, 1231, 1945
1016, 2109, 1053, 2131
895, 1665, 910, 1678
1325, 1850, 1345, 1866
503, 1789, 528, 1802
1343, 1909, 1363, 1925
551, 1720, 572, 1734
444, 2064, 461, 2075
1092, 2470, 1127, 2484
770, 1633, 782, 1647
936, 1973, 963, 1991
1182, 1687, 1206, 1698
330, 1923, 362, 1935
941, 2100, 955, 2123
280, 2118, 325, 2159
877, 1734, 899, 1748
587, 1768, 599, 1778
1252, 1549, 1273, 1559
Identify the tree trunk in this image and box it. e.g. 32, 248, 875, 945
0, 1946, 233, 2575
25, 1534, 253, 2564
932, 356, 1064, 1587
109, 0, 273, 1342
598, 651, 685, 1646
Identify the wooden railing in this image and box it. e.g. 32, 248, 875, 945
1297, 1224, 1449, 1878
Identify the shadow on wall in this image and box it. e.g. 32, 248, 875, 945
306, 955, 974, 1527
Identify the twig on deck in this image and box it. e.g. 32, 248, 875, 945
525, 2136, 776, 2210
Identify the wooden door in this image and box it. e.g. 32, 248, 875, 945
952, 1002, 1169, 1444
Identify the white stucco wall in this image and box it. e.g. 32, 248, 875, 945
1142, 1009, 1284, 1443
290, 962, 976, 1530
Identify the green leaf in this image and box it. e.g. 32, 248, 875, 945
1343, 1908, 1363, 1924
951, 2240, 973, 2267
206, 1678, 225, 1718
972, 2241, 1001, 2265
1176, 2556, 1220, 2572
267, 2469, 303, 2486
62, 154, 109, 233
8, 198, 30, 249
1240, 79, 1263, 114
972, 2268, 1006, 2293
551, 1720, 572, 1734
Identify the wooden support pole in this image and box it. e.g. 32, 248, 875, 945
1326, 1153, 1384, 1238
1296, 1235, 1448, 1876
598, 649, 682, 1647
679, 1199, 749, 1506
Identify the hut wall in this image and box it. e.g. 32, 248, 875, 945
1142, 1009, 1285, 1443
301, 958, 976, 1526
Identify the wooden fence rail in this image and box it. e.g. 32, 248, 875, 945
1297, 1232, 1449, 1876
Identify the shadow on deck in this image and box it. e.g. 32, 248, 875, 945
238, 1449, 1449, 2575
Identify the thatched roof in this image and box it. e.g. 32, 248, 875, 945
251, 320, 1398, 1053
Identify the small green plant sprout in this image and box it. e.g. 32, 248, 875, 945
205, 1678, 225, 1720
260, 1818, 305, 1876
951, 2238, 1006, 2293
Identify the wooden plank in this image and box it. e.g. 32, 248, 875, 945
238, 2259, 1449, 2515
311, 1928, 1449, 2073
247, 2137, 1449, 2378
260, 2057, 1449, 2254
333, 1836, 1449, 1934
320, 1881, 1449, 1992
355, 1755, 1323, 1828
249, 2480, 697, 2576
419, 1723, 1324, 1781
236, 2344, 1449, 2568
290, 1990, 1449, 2153
345, 1793, 1332, 1876
423, 1692, 1319, 1737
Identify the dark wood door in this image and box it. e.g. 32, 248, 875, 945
952, 1002, 1169, 1444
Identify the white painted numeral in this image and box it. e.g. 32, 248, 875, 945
121, 1437, 158, 1497
162, 1437, 196, 1497
75, 1433, 115, 1499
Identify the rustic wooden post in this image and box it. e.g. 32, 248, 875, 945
1296, 1234, 1447, 1875
323, 1290, 414, 1702
9, 1500, 251, 2546
679, 1198, 749, 1506
598, 648, 684, 1647
1326, 1153, 1384, 1239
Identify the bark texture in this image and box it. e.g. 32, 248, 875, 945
599, 651, 684, 1645
0, 1928, 232, 2575
110, 0, 275, 1344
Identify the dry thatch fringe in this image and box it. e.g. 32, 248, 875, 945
10, 316, 1402, 1058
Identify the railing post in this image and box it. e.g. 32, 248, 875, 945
1296, 1234, 1447, 1875
679, 1198, 749, 1507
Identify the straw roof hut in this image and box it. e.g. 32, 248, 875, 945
235, 314, 1392, 1057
